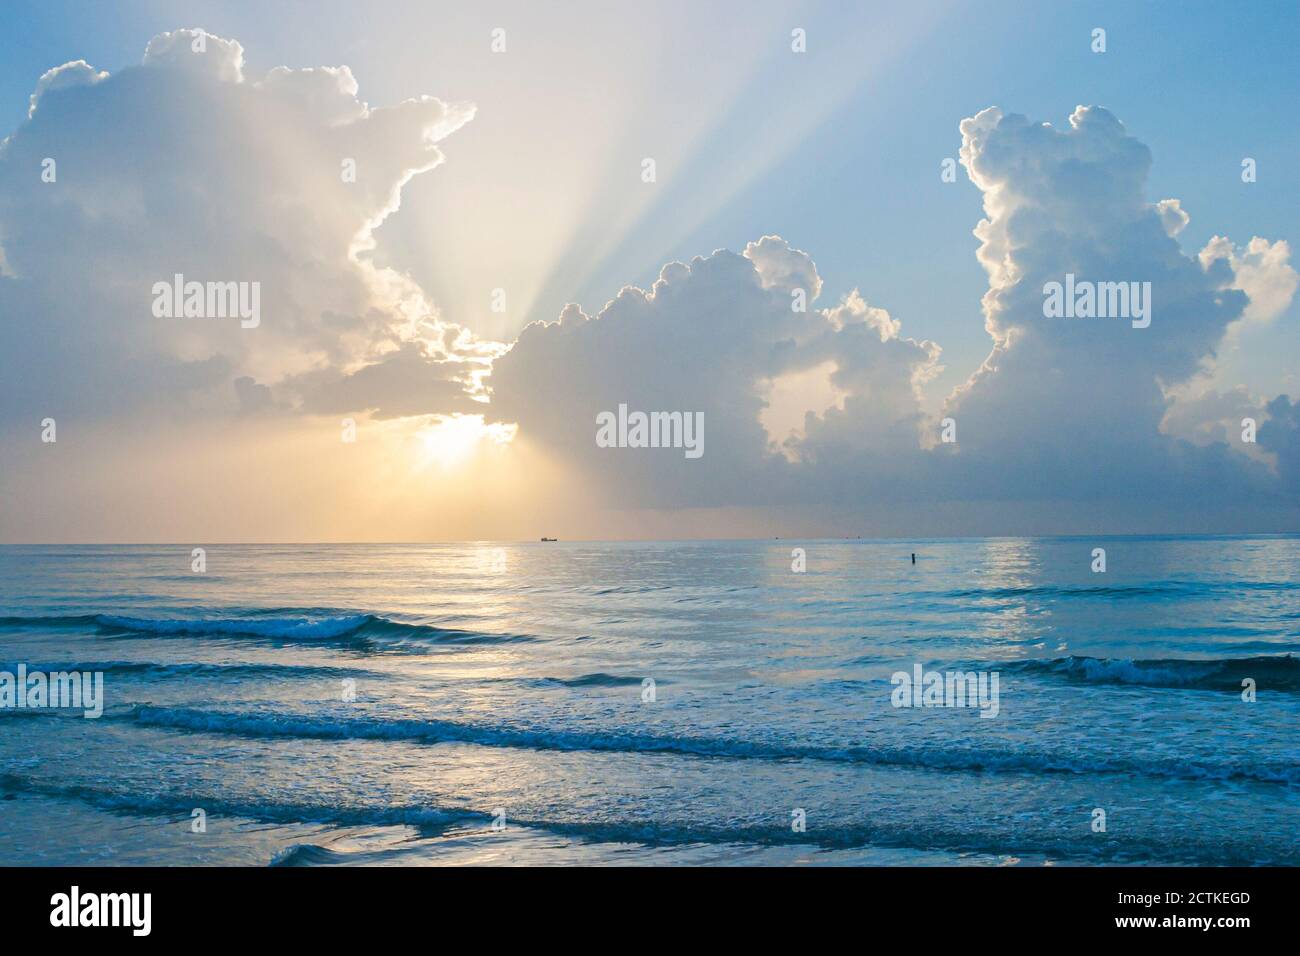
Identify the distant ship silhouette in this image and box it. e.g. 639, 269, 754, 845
540, 537, 558, 542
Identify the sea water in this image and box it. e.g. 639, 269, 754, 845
0, 537, 1296, 866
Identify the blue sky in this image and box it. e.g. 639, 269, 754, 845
1, 2, 1298, 540
3, 0, 1296, 401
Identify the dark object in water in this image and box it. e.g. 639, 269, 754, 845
540, 537, 558, 542
911, 553, 916, 564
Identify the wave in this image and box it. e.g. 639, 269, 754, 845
531, 673, 648, 688
0, 708, 87, 721
270, 844, 354, 867
2, 661, 643, 688
1, 660, 374, 680
476, 672, 654, 689
123, 705, 1300, 786
0, 614, 100, 630
1001, 654, 1300, 692
97, 614, 375, 640
591, 585, 672, 595
1, 771, 1287, 867
944, 580, 1300, 600
0, 772, 475, 833
0, 612, 529, 647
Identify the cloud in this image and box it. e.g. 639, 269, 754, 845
1259, 395, 1300, 494
141, 27, 246, 83
233, 375, 274, 415
0, 28, 486, 426
926, 107, 1285, 507
488, 236, 941, 508
485, 106, 1298, 528
743, 234, 823, 299
1159, 384, 1269, 458
1160, 237, 1297, 455
290, 342, 483, 420
1199, 235, 1298, 327
26, 60, 108, 118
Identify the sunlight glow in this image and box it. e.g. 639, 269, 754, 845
416, 414, 517, 470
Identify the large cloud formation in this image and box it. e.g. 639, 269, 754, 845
937, 106, 1283, 506
489, 236, 941, 508
487, 106, 1300, 528
0, 28, 490, 426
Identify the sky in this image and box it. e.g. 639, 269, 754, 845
1, 0, 1298, 542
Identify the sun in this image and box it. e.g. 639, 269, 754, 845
415, 414, 516, 470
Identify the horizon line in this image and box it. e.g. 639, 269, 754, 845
2, 531, 1298, 547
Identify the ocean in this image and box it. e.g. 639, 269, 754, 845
1, 537, 1297, 866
